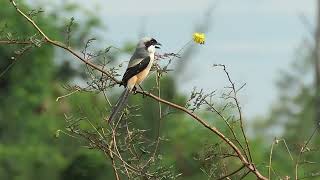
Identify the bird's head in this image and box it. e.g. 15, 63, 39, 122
137, 37, 161, 54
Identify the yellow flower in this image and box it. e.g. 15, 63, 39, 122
193, 32, 205, 44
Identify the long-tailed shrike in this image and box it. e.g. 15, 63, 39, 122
108, 37, 161, 122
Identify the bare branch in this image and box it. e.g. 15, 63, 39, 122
9, 0, 120, 84
7, 1, 268, 179
137, 90, 268, 180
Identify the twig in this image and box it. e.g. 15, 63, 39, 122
268, 139, 275, 179
217, 165, 245, 180
153, 71, 162, 157
295, 127, 318, 180
204, 99, 247, 157
268, 138, 294, 179
9, 0, 120, 84
56, 88, 80, 101
137, 90, 268, 180
0, 40, 33, 45
214, 64, 253, 163
105, 151, 120, 180
240, 170, 251, 180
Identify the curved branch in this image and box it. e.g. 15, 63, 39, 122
9, 0, 121, 84
136, 90, 267, 180
8, 1, 268, 179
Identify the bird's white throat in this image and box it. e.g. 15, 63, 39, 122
147, 45, 156, 54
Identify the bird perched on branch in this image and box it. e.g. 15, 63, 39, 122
108, 37, 161, 123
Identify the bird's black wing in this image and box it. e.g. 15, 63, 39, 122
121, 56, 150, 86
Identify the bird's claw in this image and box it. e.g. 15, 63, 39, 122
132, 86, 138, 94
138, 85, 146, 98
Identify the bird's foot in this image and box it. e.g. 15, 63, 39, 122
138, 85, 146, 98
132, 86, 138, 94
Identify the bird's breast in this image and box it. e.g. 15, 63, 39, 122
136, 57, 153, 84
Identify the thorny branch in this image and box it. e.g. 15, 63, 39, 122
3, 0, 269, 179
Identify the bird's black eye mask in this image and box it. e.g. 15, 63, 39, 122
145, 38, 161, 49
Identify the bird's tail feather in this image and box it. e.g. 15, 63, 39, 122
108, 87, 131, 123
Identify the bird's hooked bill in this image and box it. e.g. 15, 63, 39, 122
155, 42, 162, 49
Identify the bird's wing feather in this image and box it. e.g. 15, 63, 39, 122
122, 56, 150, 86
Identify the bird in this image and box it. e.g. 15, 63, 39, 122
108, 37, 161, 123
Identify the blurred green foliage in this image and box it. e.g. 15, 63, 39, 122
0, 1, 110, 179
252, 45, 320, 179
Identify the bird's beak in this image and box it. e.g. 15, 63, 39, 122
155, 42, 162, 49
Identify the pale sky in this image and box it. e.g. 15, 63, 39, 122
100, 0, 316, 119
28, 0, 317, 119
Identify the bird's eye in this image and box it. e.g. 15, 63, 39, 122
145, 39, 156, 48
151, 39, 157, 44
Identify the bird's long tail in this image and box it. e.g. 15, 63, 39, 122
108, 87, 131, 123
